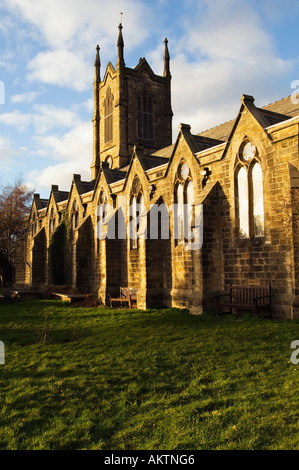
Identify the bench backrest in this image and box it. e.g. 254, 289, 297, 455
230, 284, 271, 305
120, 287, 138, 298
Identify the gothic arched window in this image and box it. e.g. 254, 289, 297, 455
96, 190, 108, 253
174, 161, 194, 244
130, 177, 144, 250
237, 166, 249, 237
130, 194, 138, 249
72, 199, 79, 230
185, 180, 194, 241
31, 213, 37, 237
138, 89, 153, 141
236, 141, 264, 238
252, 162, 265, 237
104, 87, 113, 143
105, 155, 113, 169
49, 208, 56, 236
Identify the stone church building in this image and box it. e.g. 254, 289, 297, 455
15, 24, 299, 318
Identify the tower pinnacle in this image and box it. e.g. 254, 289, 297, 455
163, 38, 170, 77
117, 23, 125, 67
94, 45, 101, 83
91, 44, 101, 179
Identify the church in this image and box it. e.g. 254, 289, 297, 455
15, 24, 299, 319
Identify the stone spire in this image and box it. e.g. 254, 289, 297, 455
94, 44, 101, 83
117, 23, 125, 68
163, 38, 170, 77
91, 45, 101, 180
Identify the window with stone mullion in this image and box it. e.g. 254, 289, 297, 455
138, 92, 153, 141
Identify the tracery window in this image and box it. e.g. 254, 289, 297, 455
96, 189, 108, 253
72, 199, 79, 231
174, 161, 194, 244
236, 141, 264, 238
138, 89, 153, 141
105, 155, 113, 169
130, 176, 144, 250
104, 87, 113, 143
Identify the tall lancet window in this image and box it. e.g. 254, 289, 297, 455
237, 167, 249, 237
175, 183, 184, 241
49, 208, 56, 236
130, 176, 144, 250
138, 90, 153, 141
252, 163, 264, 237
174, 161, 194, 244
104, 87, 113, 143
72, 199, 79, 231
185, 180, 194, 241
236, 141, 265, 238
31, 213, 37, 237
97, 190, 108, 254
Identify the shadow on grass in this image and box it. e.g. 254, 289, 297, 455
2, 326, 90, 346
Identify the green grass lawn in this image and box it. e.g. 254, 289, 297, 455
0, 299, 298, 450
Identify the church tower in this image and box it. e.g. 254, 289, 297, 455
91, 24, 173, 179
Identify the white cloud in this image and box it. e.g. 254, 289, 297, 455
6, 0, 152, 49
0, 136, 27, 171
33, 104, 82, 134
0, 51, 16, 73
26, 160, 90, 194
11, 91, 39, 103
0, 110, 32, 130
0, 104, 83, 134
0, 136, 13, 162
33, 121, 92, 161
27, 49, 92, 92
26, 121, 93, 191
185, 0, 273, 61
6, 0, 153, 91
148, 0, 299, 134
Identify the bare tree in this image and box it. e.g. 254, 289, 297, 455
0, 178, 33, 263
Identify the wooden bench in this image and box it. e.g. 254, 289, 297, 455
215, 283, 271, 317
109, 287, 138, 308
52, 292, 87, 304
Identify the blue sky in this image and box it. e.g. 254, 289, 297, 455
1, 0, 299, 199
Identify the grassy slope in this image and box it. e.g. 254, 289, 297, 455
0, 299, 298, 450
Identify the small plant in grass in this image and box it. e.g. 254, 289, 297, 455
30, 315, 52, 343
70, 327, 82, 343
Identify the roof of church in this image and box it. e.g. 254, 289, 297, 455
189, 134, 224, 152
198, 95, 299, 141
52, 190, 69, 203
150, 135, 224, 162
103, 168, 127, 184
80, 180, 95, 193
151, 144, 175, 159
141, 154, 169, 170
57, 191, 69, 201
263, 95, 299, 117
39, 199, 49, 208
73, 177, 96, 194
